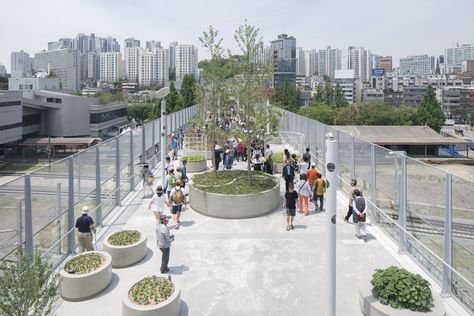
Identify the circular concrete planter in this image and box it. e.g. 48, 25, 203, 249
122, 274, 181, 316
103, 230, 147, 268
60, 251, 112, 301
189, 179, 281, 219
359, 284, 446, 316
185, 160, 207, 173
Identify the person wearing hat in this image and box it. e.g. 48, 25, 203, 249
149, 186, 169, 223
156, 215, 174, 273
75, 206, 96, 252
141, 164, 154, 198
214, 142, 223, 170
169, 179, 185, 229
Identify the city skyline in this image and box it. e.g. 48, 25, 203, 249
1, 0, 473, 72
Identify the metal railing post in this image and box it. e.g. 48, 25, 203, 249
441, 173, 453, 297
322, 124, 327, 174
56, 183, 62, 255
141, 124, 146, 163
115, 137, 121, 207
350, 135, 355, 180
16, 200, 23, 246
398, 153, 407, 254
77, 155, 81, 201
370, 144, 378, 222
24, 174, 33, 257
152, 122, 156, 153
67, 158, 75, 254
335, 130, 340, 186
129, 130, 135, 191
95, 146, 102, 225
160, 100, 167, 187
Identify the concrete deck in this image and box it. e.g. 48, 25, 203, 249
55, 155, 467, 316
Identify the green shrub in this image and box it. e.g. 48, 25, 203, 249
192, 170, 277, 194
108, 230, 141, 246
181, 155, 206, 162
64, 253, 104, 275
129, 276, 174, 305
371, 266, 433, 312
272, 152, 299, 163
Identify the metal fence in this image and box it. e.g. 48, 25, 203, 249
279, 109, 474, 313
0, 105, 198, 268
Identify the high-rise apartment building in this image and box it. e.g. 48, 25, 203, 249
169, 42, 178, 70
139, 48, 169, 87
399, 55, 434, 75
317, 46, 339, 80
379, 56, 392, 73
124, 38, 141, 49
11, 50, 32, 78
33, 48, 80, 90
350, 47, 372, 82
255, 42, 271, 65
305, 49, 318, 77
125, 47, 142, 83
296, 47, 305, 76
146, 41, 161, 49
0, 63, 6, 76
445, 43, 474, 67
87, 52, 100, 81
102, 37, 120, 52
270, 34, 296, 87
176, 45, 198, 80
99, 52, 122, 83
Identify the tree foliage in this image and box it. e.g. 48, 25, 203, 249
180, 74, 197, 108
314, 85, 323, 103
323, 81, 333, 106
0, 249, 60, 316
333, 81, 348, 107
271, 80, 300, 112
165, 81, 182, 114
417, 85, 445, 132
127, 103, 153, 124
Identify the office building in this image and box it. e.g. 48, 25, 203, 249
0, 91, 23, 145
440, 86, 461, 120
296, 47, 305, 76
99, 52, 123, 83
462, 60, 474, 75
11, 50, 32, 78
362, 88, 384, 103
124, 38, 141, 49
348, 47, 372, 82
33, 48, 80, 91
102, 37, 120, 52
8, 77, 60, 91
445, 43, 474, 67
318, 46, 339, 81
139, 48, 169, 87
379, 56, 392, 73
169, 42, 178, 69
271, 34, 296, 87
305, 50, 318, 77
255, 42, 271, 65
48, 42, 60, 51
400, 55, 435, 75
146, 41, 161, 49
0, 63, 6, 76
87, 52, 100, 82
403, 86, 427, 107
175, 45, 198, 80
125, 47, 142, 83
334, 70, 355, 103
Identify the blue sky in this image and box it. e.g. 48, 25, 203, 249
1, 0, 473, 71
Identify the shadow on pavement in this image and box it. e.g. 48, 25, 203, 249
179, 300, 189, 316
93, 272, 120, 299
179, 220, 195, 227
169, 264, 189, 275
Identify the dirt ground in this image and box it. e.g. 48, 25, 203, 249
429, 163, 474, 183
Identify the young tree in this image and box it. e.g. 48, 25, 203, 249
323, 81, 334, 106
180, 74, 197, 108
165, 81, 182, 113
271, 80, 300, 112
0, 249, 60, 316
314, 84, 324, 103
127, 103, 153, 124
417, 85, 445, 132
333, 81, 348, 107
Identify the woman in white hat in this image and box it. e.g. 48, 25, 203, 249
75, 206, 96, 252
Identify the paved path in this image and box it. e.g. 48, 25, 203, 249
55, 155, 467, 316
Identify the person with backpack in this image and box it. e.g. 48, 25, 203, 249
352, 189, 368, 242
283, 184, 298, 231
141, 165, 154, 198
313, 173, 326, 212
164, 169, 177, 199
169, 179, 186, 229
297, 173, 311, 216
179, 159, 189, 188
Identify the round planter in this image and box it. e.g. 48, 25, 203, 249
60, 251, 113, 301
189, 179, 281, 219
122, 274, 181, 316
103, 230, 147, 268
359, 283, 446, 316
185, 160, 207, 173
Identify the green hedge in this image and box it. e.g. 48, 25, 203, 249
181, 155, 206, 162
192, 170, 277, 194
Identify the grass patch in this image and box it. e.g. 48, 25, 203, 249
108, 230, 141, 246
272, 152, 300, 163
0, 163, 47, 173
181, 155, 206, 162
192, 170, 277, 194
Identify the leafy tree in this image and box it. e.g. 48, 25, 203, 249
323, 81, 334, 106
168, 68, 176, 81
165, 81, 182, 113
0, 249, 60, 316
334, 81, 348, 107
417, 85, 445, 132
180, 74, 196, 108
299, 103, 336, 125
271, 80, 300, 112
314, 85, 324, 103
127, 103, 153, 124
395, 105, 420, 125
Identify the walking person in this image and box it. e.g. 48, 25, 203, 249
283, 184, 298, 231
224, 149, 234, 169
302, 147, 311, 165
264, 144, 273, 174
236, 141, 243, 162
164, 156, 174, 175
179, 159, 189, 188
297, 174, 311, 216
75, 206, 96, 253
169, 179, 186, 229
282, 159, 295, 192
156, 215, 174, 273
141, 164, 154, 198
214, 143, 223, 170
313, 173, 326, 212
149, 186, 168, 223
164, 169, 177, 199
306, 163, 318, 193
253, 153, 264, 171
344, 179, 360, 222
352, 189, 368, 242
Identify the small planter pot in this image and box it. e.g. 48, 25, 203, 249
189, 179, 281, 219
103, 230, 147, 268
122, 274, 181, 316
359, 284, 446, 316
60, 251, 112, 301
185, 160, 207, 173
